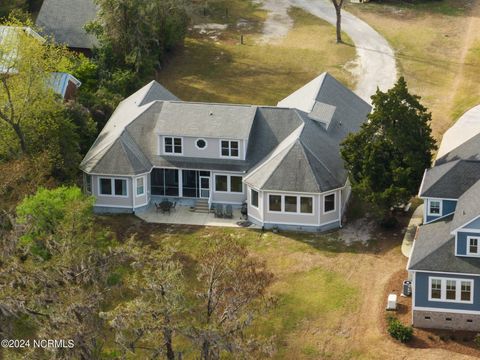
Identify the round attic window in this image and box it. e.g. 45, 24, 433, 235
196, 139, 207, 149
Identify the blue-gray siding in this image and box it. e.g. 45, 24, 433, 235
415, 271, 480, 311
463, 217, 480, 229
426, 199, 457, 223
457, 231, 480, 256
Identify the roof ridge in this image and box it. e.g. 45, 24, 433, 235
80, 101, 156, 170
245, 123, 304, 187
295, 140, 322, 193
300, 140, 338, 192
298, 121, 337, 177
255, 137, 300, 189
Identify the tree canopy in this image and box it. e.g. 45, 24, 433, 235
341, 77, 437, 222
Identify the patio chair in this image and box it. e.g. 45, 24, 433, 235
155, 202, 162, 213
161, 202, 171, 215
225, 205, 233, 219
215, 204, 224, 218
171, 202, 177, 212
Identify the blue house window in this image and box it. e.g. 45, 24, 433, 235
429, 277, 473, 303
428, 200, 441, 216
461, 282, 472, 301
467, 236, 479, 255
430, 279, 441, 299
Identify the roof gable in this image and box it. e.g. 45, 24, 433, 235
436, 105, 480, 160
408, 215, 480, 274
450, 180, 480, 233
419, 160, 480, 199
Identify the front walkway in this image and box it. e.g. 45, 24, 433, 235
136, 204, 260, 228
401, 204, 423, 258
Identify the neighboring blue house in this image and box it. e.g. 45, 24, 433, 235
409, 105, 480, 331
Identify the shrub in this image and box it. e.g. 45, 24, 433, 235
387, 316, 413, 343
474, 333, 480, 347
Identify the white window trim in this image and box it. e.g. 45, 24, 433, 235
163, 136, 183, 155
466, 236, 480, 257
195, 138, 208, 150
219, 139, 240, 158
214, 174, 243, 194
251, 188, 259, 208
428, 277, 474, 304
98, 177, 129, 198
267, 194, 314, 215
323, 192, 336, 214
135, 175, 146, 197
427, 199, 442, 217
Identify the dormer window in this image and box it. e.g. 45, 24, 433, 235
164, 137, 182, 154
221, 140, 239, 158
467, 236, 479, 255
428, 200, 441, 216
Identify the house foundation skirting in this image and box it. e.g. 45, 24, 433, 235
249, 218, 340, 233
413, 310, 480, 331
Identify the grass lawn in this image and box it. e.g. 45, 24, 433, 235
157, 2, 356, 105
98, 214, 419, 360
346, 0, 480, 140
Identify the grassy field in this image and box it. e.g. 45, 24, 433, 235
157, 3, 356, 105
95, 213, 471, 360
346, 0, 480, 140
97, 214, 392, 359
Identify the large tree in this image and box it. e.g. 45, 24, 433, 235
104, 243, 186, 360
341, 77, 437, 223
0, 16, 73, 155
0, 187, 124, 359
189, 238, 274, 360
90, 0, 188, 75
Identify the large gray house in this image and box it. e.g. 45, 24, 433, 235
409, 105, 480, 330
80, 73, 371, 231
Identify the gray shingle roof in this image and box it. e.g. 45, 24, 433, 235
81, 76, 371, 192
436, 132, 480, 166
419, 160, 480, 199
409, 215, 480, 274
36, 0, 97, 49
450, 180, 480, 232
155, 102, 257, 139
139, 81, 178, 105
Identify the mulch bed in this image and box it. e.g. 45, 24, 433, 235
381, 269, 480, 357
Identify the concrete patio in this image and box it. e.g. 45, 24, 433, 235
135, 204, 260, 228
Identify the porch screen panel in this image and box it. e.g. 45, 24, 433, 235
182, 170, 198, 198
164, 169, 179, 196
151, 169, 165, 195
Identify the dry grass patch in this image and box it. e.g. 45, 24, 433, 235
158, 5, 356, 105
346, 0, 480, 139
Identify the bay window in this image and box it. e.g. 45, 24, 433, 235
99, 178, 128, 197
251, 189, 259, 208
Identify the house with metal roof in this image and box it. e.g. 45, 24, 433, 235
36, 0, 98, 52
408, 104, 480, 330
0, 25, 81, 100
80, 73, 371, 231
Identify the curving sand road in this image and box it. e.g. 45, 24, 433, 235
259, 0, 397, 103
